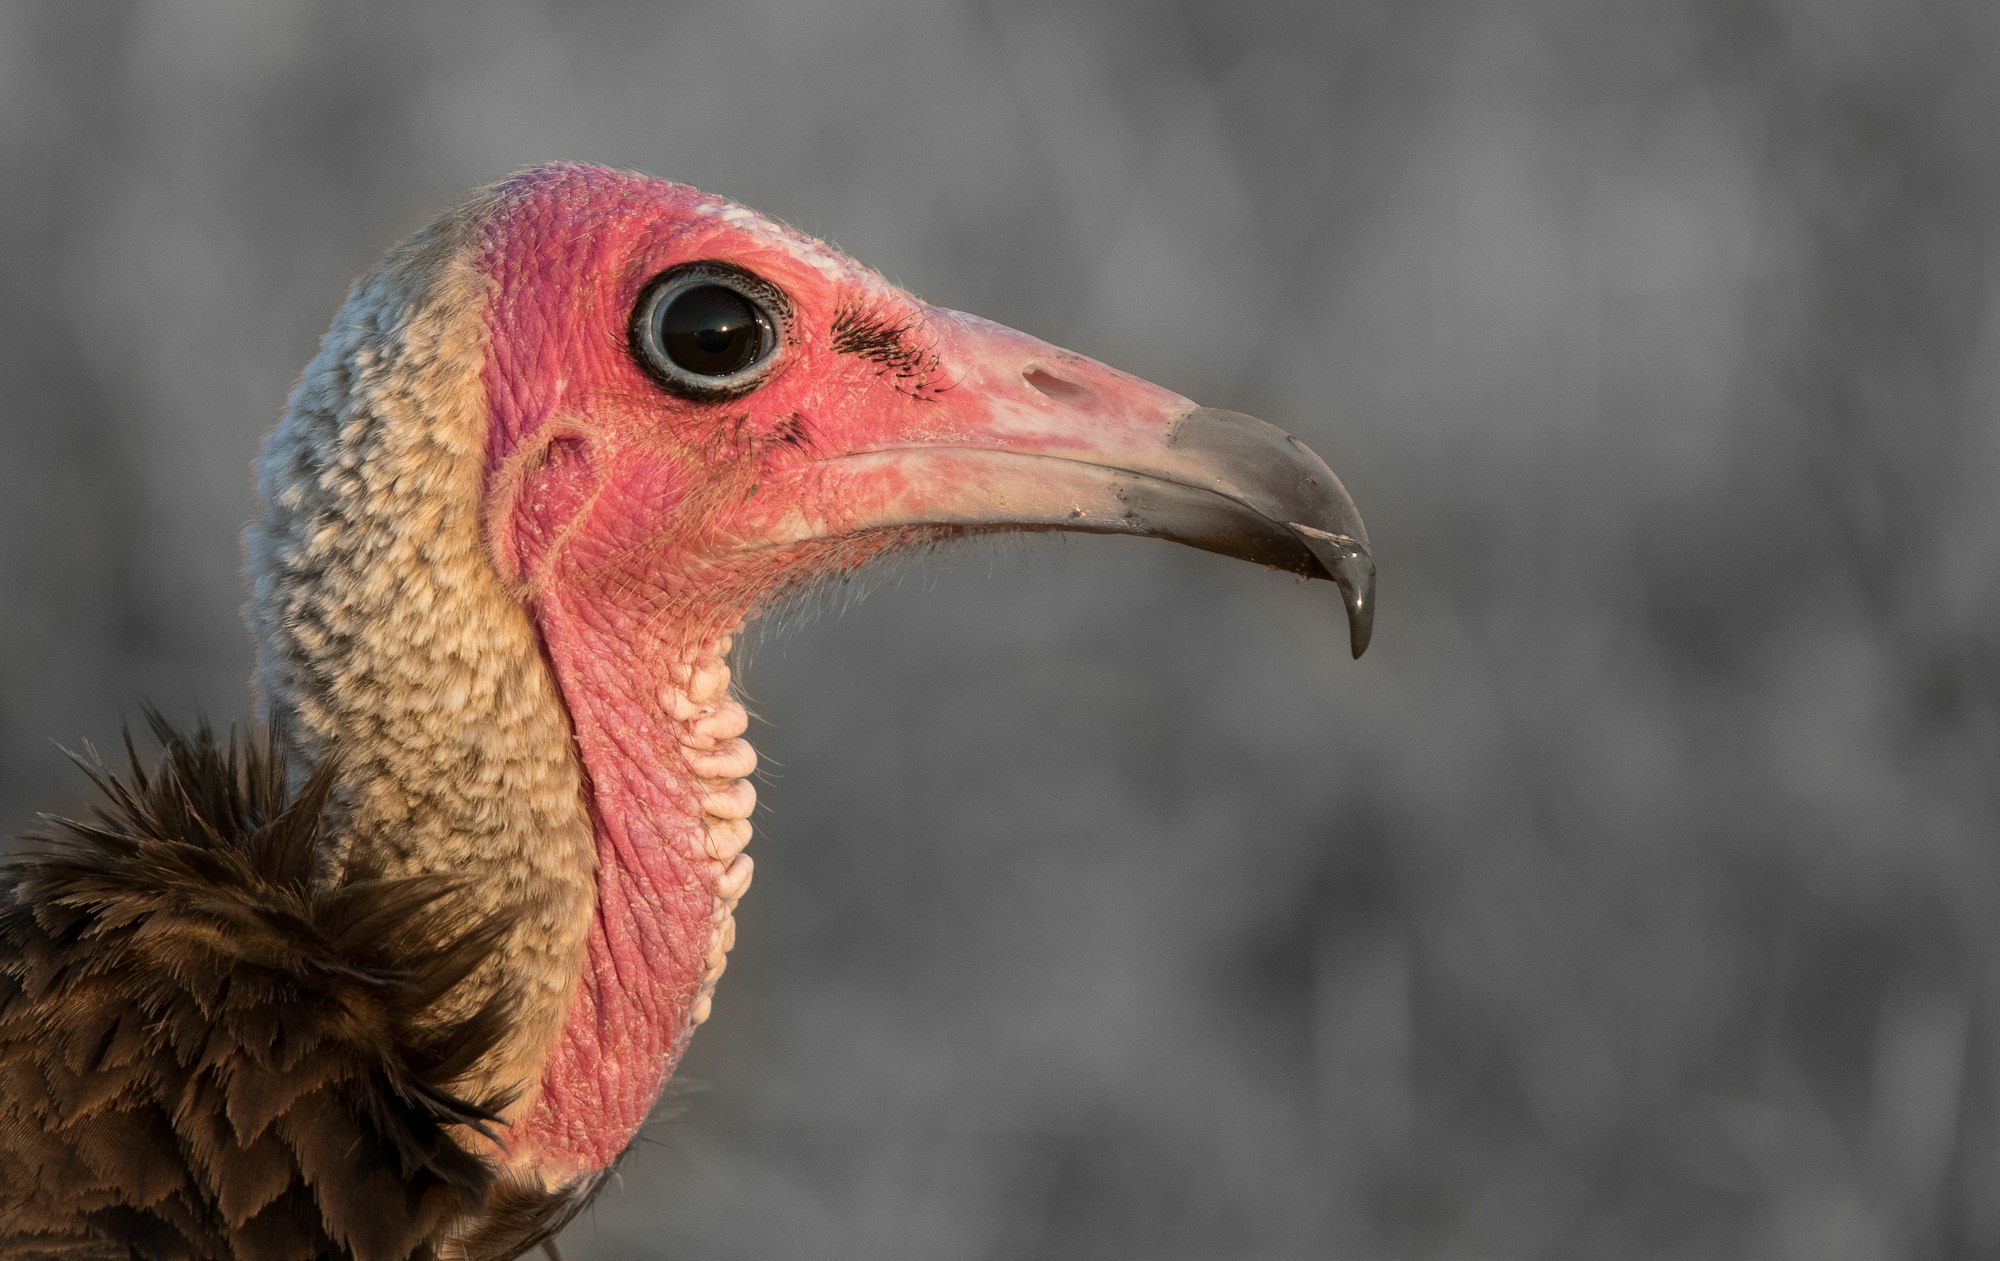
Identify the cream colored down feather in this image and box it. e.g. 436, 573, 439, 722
244, 186, 597, 1119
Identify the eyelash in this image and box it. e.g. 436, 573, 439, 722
830, 302, 946, 399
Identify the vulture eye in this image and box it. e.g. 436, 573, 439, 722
633, 264, 784, 396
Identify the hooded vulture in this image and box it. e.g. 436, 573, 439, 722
0, 163, 1374, 1261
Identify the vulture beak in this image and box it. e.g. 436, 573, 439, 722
758, 307, 1377, 657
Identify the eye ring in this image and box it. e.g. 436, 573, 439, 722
631, 262, 787, 398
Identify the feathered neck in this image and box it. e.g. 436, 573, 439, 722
244, 178, 760, 1191
244, 190, 599, 1133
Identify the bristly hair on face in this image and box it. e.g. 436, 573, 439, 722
829, 299, 950, 400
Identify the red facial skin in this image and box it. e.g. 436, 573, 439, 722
474, 165, 1196, 1180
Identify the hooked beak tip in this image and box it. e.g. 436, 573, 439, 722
1287, 523, 1376, 658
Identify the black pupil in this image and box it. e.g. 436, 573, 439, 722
658, 284, 763, 377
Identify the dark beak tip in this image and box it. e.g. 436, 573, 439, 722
1286, 522, 1376, 660
1345, 588, 1374, 659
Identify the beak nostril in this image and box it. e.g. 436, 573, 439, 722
1024, 366, 1087, 402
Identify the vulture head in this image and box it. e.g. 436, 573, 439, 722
244, 163, 1372, 1203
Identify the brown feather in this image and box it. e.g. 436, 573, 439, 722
446, 1169, 610, 1261
0, 717, 535, 1260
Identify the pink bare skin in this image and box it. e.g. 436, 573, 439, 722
468, 165, 1372, 1182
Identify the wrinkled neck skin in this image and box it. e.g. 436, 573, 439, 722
470, 198, 764, 1181
507, 597, 756, 1180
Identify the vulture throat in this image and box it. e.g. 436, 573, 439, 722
5, 163, 1374, 1256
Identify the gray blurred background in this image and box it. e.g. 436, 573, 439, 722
3, 2, 1997, 1257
